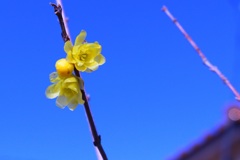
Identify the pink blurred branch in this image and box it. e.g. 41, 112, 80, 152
161, 5, 240, 101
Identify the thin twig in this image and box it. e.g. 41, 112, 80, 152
55, 0, 71, 40
161, 5, 240, 101
50, 3, 108, 160
50, 3, 69, 42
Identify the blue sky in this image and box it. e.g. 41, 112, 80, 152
1, 0, 240, 159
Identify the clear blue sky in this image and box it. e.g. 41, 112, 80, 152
1, 0, 240, 159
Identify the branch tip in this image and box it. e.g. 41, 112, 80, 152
161, 6, 167, 11
49, 2, 56, 7
50, 2, 62, 15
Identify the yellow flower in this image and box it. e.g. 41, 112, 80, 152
64, 30, 106, 72
45, 59, 84, 111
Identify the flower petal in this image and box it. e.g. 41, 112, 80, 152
89, 42, 102, 53
93, 41, 102, 52
49, 72, 60, 83
85, 68, 94, 73
56, 95, 68, 109
45, 83, 60, 99
85, 52, 98, 63
66, 51, 75, 63
84, 65, 99, 73
86, 61, 98, 67
63, 77, 78, 84
88, 65, 99, 72
85, 61, 99, 71
83, 43, 101, 62
75, 30, 87, 46
64, 41, 73, 53
94, 54, 106, 65
66, 83, 79, 93
75, 63, 87, 71
76, 91, 84, 104
68, 99, 78, 111
78, 97, 85, 104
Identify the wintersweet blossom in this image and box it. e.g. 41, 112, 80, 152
64, 30, 105, 72
46, 59, 84, 111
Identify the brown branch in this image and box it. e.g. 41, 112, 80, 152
50, 3, 70, 42
162, 5, 240, 101
50, 3, 108, 160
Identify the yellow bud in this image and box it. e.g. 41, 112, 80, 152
55, 58, 74, 78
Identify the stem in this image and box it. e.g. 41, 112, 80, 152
50, 3, 108, 160
55, 0, 71, 40
50, 3, 70, 42
162, 5, 240, 101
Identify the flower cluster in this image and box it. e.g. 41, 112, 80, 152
64, 30, 105, 72
46, 31, 105, 110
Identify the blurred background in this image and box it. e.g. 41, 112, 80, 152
1, 0, 240, 159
